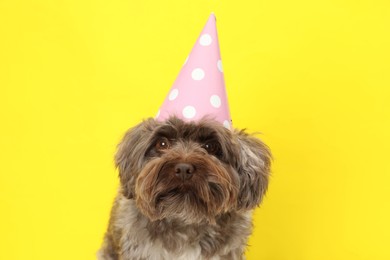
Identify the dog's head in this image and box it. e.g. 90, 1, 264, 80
115, 117, 271, 224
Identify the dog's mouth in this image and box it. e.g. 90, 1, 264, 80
155, 188, 180, 204
155, 186, 199, 205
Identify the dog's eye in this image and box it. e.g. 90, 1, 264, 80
202, 142, 221, 156
155, 138, 170, 151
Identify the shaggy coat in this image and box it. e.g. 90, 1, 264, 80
98, 117, 271, 260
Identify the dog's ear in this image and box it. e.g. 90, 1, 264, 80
115, 118, 158, 199
235, 130, 272, 210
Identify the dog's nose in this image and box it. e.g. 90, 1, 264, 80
174, 163, 195, 180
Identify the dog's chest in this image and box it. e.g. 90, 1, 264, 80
135, 242, 202, 260
121, 220, 216, 260
126, 240, 227, 260
115, 199, 248, 260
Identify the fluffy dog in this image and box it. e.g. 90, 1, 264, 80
98, 116, 271, 260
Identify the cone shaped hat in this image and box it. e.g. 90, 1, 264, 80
156, 14, 232, 129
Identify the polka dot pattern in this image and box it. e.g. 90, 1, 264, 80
223, 120, 231, 129
183, 106, 196, 119
199, 34, 212, 46
169, 89, 179, 101
210, 95, 221, 108
217, 60, 223, 72
191, 68, 205, 80
155, 13, 232, 129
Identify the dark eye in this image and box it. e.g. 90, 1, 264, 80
155, 138, 170, 151
202, 142, 221, 156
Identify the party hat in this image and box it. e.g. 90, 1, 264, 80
155, 13, 232, 129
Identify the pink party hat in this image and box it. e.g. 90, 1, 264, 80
155, 13, 232, 130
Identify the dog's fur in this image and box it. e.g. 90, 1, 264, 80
98, 116, 271, 260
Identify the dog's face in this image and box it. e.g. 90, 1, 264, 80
115, 117, 271, 224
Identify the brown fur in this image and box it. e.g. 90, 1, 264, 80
98, 117, 271, 260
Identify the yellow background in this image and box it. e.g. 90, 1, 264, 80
1, 0, 389, 259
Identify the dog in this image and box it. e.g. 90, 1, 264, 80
98, 116, 271, 260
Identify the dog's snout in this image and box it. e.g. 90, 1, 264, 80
174, 163, 195, 180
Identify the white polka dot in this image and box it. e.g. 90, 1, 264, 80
223, 120, 231, 129
182, 106, 196, 119
191, 68, 205, 80
199, 34, 212, 46
155, 110, 160, 119
210, 95, 221, 108
169, 89, 179, 101
217, 60, 223, 72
